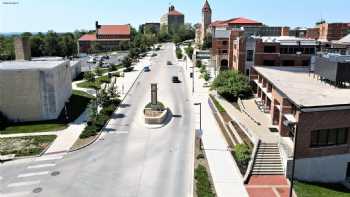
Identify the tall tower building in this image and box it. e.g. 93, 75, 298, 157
201, 0, 212, 43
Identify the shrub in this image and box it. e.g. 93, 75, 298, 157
0, 111, 9, 130
233, 144, 252, 174
84, 71, 96, 82
211, 70, 251, 102
196, 60, 202, 68
176, 47, 183, 59
95, 67, 104, 76
203, 72, 210, 82
195, 165, 215, 197
185, 46, 194, 59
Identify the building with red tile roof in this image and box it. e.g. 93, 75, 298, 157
78, 21, 131, 53
160, 5, 185, 33
210, 17, 263, 29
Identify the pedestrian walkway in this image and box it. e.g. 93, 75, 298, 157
180, 47, 249, 197
246, 175, 295, 197
213, 95, 279, 143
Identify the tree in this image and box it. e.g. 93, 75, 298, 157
211, 70, 252, 102
30, 34, 46, 57
122, 57, 132, 71
44, 31, 61, 56
202, 33, 212, 50
84, 71, 96, 82
185, 45, 194, 59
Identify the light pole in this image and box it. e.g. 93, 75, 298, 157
289, 124, 299, 197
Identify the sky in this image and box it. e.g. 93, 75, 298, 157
0, 0, 349, 33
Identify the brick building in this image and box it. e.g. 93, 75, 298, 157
78, 21, 131, 53
160, 5, 184, 33
319, 22, 350, 41
249, 54, 350, 182
231, 36, 318, 75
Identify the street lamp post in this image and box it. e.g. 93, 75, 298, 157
289, 124, 299, 197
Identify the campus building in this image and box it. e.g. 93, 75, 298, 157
250, 54, 350, 182
231, 35, 318, 75
0, 60, 72, 122
78, 21, 131, 53
160, 5, 184, 33
319, 22, 350, 41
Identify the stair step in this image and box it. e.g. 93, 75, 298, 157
252, 172, 284, 175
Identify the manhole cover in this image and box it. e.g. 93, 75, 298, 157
33, 187, 43, 193
51, 171, 60, 176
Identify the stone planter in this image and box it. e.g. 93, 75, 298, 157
144, 107, 169, 125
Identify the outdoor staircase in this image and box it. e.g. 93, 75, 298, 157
252, 143, 284, 175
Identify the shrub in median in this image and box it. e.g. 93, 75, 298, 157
195, 164, 215, 197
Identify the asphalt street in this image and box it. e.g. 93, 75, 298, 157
0, 43, 195, 197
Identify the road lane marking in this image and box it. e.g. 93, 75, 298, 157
1, 191, 31, 197
8, 180, 41, 188
28, 163, 56, 169
18, 171, 49, 178
109, 130, 129, 134
34, 155, 63, 162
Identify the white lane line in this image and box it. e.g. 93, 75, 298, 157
114, 130, 129, 134
0, 191, 31, 197
34, 155, 63, 162
17, 171, 49, 178
8, 180, 41, 188
28, 163, 56, 169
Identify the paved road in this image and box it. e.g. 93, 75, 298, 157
0, 43, 195, 197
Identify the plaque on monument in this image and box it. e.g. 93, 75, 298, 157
151, 83, 157, 105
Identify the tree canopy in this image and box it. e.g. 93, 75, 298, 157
211, 70, 252, 102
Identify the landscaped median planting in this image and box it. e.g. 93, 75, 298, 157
0, 135, 57, 157
195, 165, 215, 197
295, 181, 350, 197
79, 103, 119, 139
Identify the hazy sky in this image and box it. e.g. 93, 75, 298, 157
0, 0, 349, 33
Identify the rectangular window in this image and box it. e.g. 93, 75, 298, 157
310, 128, 349, 147
222, 41, 228, 45
246, 50, 254, 61
263, 60, 275, 66
264, 46, 276, 53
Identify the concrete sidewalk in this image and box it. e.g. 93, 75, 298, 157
0, 55, 150, 156
181, 47, 249, 197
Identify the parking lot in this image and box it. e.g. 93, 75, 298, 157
78, 51, 128, 72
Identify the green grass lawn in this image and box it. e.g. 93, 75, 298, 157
0, 135, 57, 156
295, 181, 350, 197
77, 75, 111, 89
0, 90, 92, 135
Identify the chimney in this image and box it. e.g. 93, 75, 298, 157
14, 37, 31, 61
169, 5, 175, 12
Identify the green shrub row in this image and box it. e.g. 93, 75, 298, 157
79, 104, 118, 139
195, 164, 215, 197
209, 95, 226, 113
232, 144, 252, 175
176, 47, 183, 59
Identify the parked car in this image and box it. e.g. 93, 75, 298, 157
167, 61, 172, 65
172, 76, 180, 83
87, 57, 96, 63
144, 66, 151, 72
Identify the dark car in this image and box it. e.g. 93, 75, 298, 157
172, 76, 180, 83
167, 61, 172, 65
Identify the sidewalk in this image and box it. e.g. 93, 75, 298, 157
213, 95, 279, 143
0, 55, 149, 156
180, 47, 249, 197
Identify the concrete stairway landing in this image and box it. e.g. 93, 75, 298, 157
252, 143, 284, 175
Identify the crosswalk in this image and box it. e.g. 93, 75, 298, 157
1, 153, 65, 197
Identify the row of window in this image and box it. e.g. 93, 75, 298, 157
263, 46, 316, 54
311, 128, 348, 147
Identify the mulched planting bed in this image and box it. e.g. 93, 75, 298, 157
0, 135, 57, 157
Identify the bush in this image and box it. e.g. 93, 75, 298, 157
185, 46, 194, 59
196, 60, 202, 68
233, 144, 252, 174
95, 67, 104, 76
195, 165, 215, 197
203, 72, 210, 82
176, 47, 183, 59
211, 70, 252, 102
0, 111, 9, 130
84, 71, 96, 82
109, 64, 122, 72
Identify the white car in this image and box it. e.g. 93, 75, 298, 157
87, 58, 96, 63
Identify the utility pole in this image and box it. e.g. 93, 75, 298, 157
194, 102, 202, 149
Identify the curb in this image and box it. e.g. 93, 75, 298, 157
68, 60, 146, 153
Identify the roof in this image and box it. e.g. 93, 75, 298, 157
337, 34, 350, 44
79, 34, 97, 41
0, 60, 67, 70
97, 25, 130, 35
253, 66, 350, 108
168, 9, 184, 16
202, 0, 211, 12
210, 17, 262, 28
258, 36, 318, 45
